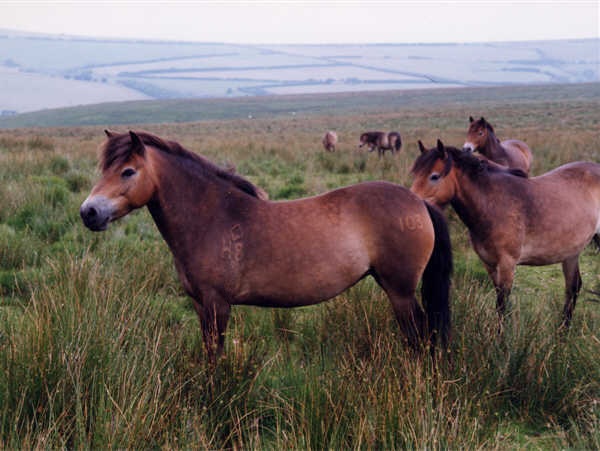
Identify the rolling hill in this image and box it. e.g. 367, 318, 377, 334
1, 28, 598, 116
0, 82, 598, 129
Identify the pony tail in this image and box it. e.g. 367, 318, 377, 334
421, 202, 453, 349
395, 135, 402, 151
593, 234, 600, 250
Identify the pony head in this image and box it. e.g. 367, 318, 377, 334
80, 130, 157, 231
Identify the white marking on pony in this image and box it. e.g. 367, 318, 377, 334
81, 194, 119, 222
81, 194, 115, 210
463, 141, 475, 151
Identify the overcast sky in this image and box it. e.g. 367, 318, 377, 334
0, 1, 598, 44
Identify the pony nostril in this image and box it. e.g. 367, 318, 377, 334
80, 205, 97, 221
80, 198, 111, 231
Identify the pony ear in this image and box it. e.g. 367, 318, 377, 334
436, 139, 446, 157
417, 140, 427, 153
129, 131, 145, 157
469, 116, 474, 123
104, 129, 118, 138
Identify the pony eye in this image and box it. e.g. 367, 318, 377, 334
121, 168, 136, 178
429, 173, 441, 182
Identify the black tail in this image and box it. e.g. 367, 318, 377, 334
421, 202, 453, 349
393, 133, 402, 152
593, 234, 600, 250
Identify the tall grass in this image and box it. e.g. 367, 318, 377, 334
0, 85, 598, 448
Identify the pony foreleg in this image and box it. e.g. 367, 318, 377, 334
485, 259, 516, 333
561, 256, 583, 329
192, 291, 231, 364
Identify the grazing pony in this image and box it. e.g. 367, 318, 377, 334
411, 140, 600, 329
464, 116, 533, 175
359, 131, 402, 157
81, 130, 453, 362
322, 130, 338, 152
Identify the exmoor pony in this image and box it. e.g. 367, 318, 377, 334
411, 140, 600, 330
464, 116, 533, 175
359, 131, 402, 157
81, 130, 453, 362
322, 130, 338, 152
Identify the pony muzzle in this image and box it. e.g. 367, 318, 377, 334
80, 195, 115, 231
463, 142, 475, 152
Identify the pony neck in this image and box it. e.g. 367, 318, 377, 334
145, 148, 255, 256
480, 130, 504, 158
449, 169, 493, 235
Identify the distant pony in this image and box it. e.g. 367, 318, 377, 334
322, 130, 338, 152
464, 116, 533, 175
359, 131, 402, 157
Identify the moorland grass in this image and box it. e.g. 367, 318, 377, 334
0, 84, 598, 448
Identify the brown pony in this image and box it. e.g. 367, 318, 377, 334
322, 130, 338, 152
80, 130, 453, 362
359, 131, 402, 157
411, 140, 600, 329
464, 116, 533, 175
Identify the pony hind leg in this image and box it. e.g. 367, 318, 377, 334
373, 272, 427, 351
388, 290, 427, 351
561, 255, 583, 329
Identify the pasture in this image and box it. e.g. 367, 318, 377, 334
0, 84, 599, 448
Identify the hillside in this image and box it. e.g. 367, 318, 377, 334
1, 29, 598, 114
1, 82, 598, 129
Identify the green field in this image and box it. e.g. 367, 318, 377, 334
0, 84, 599, 448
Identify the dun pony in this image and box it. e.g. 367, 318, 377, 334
359, 131, 402, 158
411, 140, 600, 330
322, 130, 338, 152
464, 116, 533, 175
81, 130, 453, 362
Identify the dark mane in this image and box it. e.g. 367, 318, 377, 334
100, 131, 261, 198
411, 146, 453, 177
412, 145, 527, 179
469, 117, 495, 134
480, 118, 495, 134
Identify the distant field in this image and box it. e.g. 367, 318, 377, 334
0, 66, 149, 113
1, 29, 598, 113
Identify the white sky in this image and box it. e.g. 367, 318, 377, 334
0, 1, 598, 44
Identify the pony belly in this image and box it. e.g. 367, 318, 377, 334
235, 270, 369, 308
235, 246, 372, 307
518, 239, 590, 266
